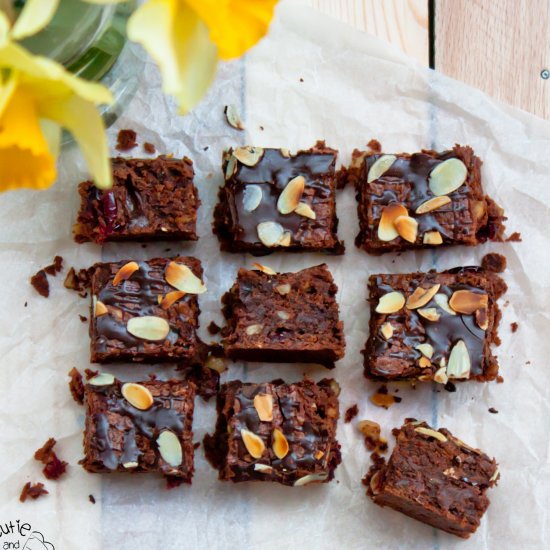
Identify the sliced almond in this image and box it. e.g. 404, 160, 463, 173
428, 158, 468, 196
160, 290, 185, 310
415, 343, 434, 359
278, 231, 292, 247
277, 175, 305, 214
475, 307, 489, 330
157, 295, 163, 305
447, 340, 471, 379
88, 373, 115, 386
472, 200, 487, 221
434, 293, 456, 315
449, 290, 488, 314
233, 146, 263, 167
406, 284, 441, 309
418, 356, 431, 368
122, 383, 154, 410
95, 300, 108, 317
122, 461, 139, 469
377, 203, 408, 241
369, 470, 381, 495
394, 215, 418, 243
165, 262, 206, 294
329, 379, 341, 397
380, 322, 393, 340
257, 221, 284, 247
490, 467, 500, 483
205, 355, 226, 374
415, 426, 448, 442
314, 450, 325, 460
224, 104, 245, 131
294, 202, 316, 219
433, 366, 448, 385
225, 154, 237, 179
367, 154, 397, 183
254, 463, 273, 473
423, 231, 443, 245
127, 316, 170, 341
415, 195, 451, 214
112, 261, 139, 286
252, 262, 276, 275
157, 430, 182, 467
417, 308, 441, 322
242, 184, 263, 212
375, 291, 405, 314
275, 283, 291, 295
293, 473, 328, 487
253, 393, 273, 422
245, 324, 263, 336
241, 429, 265, 458
276, 310, 290, 320
280, 148, 291, 158
272, 428, 289, 459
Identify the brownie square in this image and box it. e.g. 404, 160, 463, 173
213, 142, 344, 254
74, 156, 200, 244
363, 266, 506, 382
203, 378, 341, 485
89, 256, 204, 364
221, 264, 345, 368
81, 376, 195, 484
366, 420, 499, 538
348, 144, 505, 254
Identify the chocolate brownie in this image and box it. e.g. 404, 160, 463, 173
80, 375, 195, 483
221, 264, 345, 368
346, 144, 506, 253
204, 378, 341, 486
74, 156, 200, 244
363, 266, 506, 383
366, 420, 499, 538
89, 257, 205, 364
213, 142, 344, 254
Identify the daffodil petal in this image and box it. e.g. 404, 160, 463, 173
10, 0, 60, 41
127, 0, 218, 114
0, 41, 112, 104
186, 0, 278, 60
0, 84, 56, 191
40, 94, 112, 189
0, 10, 10, 45
0, 70, 17, 117
40, 119, 61, 158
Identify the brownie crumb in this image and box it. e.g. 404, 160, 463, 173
488, 407, 499, 414
68, 367, 85, 404
116, 128, 137, 151
79, 314, 87, 323
89, 494, 96, 504
207, 321, 222, 335
505, 231, 522, 242
34, 438, 68, 480
444, 381, 457, 393
84, 368, 99, 380
370, 392, 401, 409
165, 475, 188, 490
20, 482, 48, 502
357, 419, 387, 453
143, 142, 156, 154
510, 322, 518, 333
344, 404, 359, 423
203, 146, 209, 151
30, 270, 49, 297
299, 77, 304, 82
24, 301, 27, 307
367, 139, 382, 153
497, 375, 504, 383
377, 384, 389, 395
259, 125, 264, 131
481, 253, 507, 273
64, 267, 92, 294
193, 442, 201, 450
44, 255, 64, 276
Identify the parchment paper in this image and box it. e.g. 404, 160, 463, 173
1, 2, 549, 549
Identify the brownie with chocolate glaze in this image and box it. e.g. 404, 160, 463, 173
213, 142, 344, 255
80, 375, 195, 484
221, 264, 345, 368
347, 144, 506, 254
74, 156, 200, 244
203, 378, 341, 486
365, 419, 499, 538
363, 266, 507, 383
89, 257, 204, 364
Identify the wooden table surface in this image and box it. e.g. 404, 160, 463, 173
303, 0, 550, 119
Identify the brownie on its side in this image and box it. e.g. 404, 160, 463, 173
74, 156, 200, 244
213, 142, 344, 255
221, 264, 345, 368
363, 266, 507, 383
89, 256, 205, 364
203, 378, 341, 486
348, 144, 505, 254
366, 420, 499, 538
81, 375, 195, 484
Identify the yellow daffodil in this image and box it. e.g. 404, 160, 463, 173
127, 0, 278, 113
0, 10, 112, 192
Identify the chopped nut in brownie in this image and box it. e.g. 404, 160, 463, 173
64, 267, 92, 293
30, 270, 49, 297
20, 482, 48, 502
68, 367, 85, 404
34, 438, 68, 480
116, 128, 137, 151
344, 404, 359, 423
143, 142, 156, 154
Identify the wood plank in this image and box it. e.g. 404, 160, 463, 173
434, 0, 550, 119
301, 0, 430, 65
